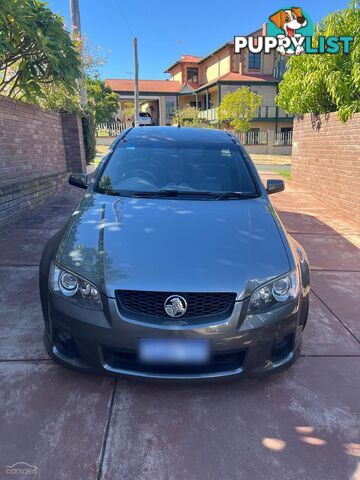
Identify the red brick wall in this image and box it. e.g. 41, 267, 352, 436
292, 113, 360, 223
0, 95, 86, 232
0, 96, 68, 186
0, 96, 86, 186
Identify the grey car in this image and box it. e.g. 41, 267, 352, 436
40, 127, 310, 380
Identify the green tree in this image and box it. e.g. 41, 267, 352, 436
173, 104, 212, 127
174, 105, 200, 126
86, 78, 119, 123
122, 101, 135, 121
0, 0, 81, 101
276, 1, 360, 122
218, 87, 262, 132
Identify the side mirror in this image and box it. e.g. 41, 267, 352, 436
69, 173, 88, 190
266, 179, 285, 195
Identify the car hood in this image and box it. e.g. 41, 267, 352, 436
57, 192, 290, 300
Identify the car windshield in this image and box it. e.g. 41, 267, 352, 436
95, 140, 258, 198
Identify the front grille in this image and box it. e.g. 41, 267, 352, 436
115, 290, 236, 319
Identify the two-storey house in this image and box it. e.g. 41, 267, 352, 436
105, 25, 293, 153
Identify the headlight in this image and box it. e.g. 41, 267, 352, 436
49, 263, 102, 310
248, 269, 299, 314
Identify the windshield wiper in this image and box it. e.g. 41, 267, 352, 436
215, 192, 259, 200
98, 188, 123, 196
106, 189, 259, 199
131, 189, 217, 198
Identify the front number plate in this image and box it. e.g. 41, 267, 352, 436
139, 339, 210, 365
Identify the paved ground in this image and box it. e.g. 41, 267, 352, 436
251, 153, 292, 165
0, 169, 359, 480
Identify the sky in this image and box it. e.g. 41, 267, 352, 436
48, 0, 349, 81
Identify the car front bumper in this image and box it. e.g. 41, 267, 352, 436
44, 293, 305, 381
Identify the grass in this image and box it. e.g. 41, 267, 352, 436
251, 154, 292, 165
276, 169, 292, 180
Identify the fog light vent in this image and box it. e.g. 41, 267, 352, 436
271, 334, 293, 363
56, 330, 79, 359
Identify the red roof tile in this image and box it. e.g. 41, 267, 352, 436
180, 55, 202, 63
105, 79, 182, 93
164, 55, 202, 73
195, 72, 278, 91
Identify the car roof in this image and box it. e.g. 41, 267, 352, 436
125, 126, 234, 145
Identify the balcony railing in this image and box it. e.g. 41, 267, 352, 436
197, 106, 292, 122
198, 108, 218, 122
257, 106, 292, 119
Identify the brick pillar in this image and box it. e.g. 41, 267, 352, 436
267, 129, 275, 154
60, 113, 86, 173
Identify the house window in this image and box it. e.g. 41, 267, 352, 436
248, 52, 261, 69
189, 101, 201, 109
187, 67, 198, 83
203, 93, 211, 110
280, 127, 293, 145
274, 55, 287, 79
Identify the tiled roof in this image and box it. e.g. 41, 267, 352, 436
164, 54, 202, 73
194, 72, 278, 91
105, 79, 182, 93
219, 72, 278, 82
180, 55, 202, 63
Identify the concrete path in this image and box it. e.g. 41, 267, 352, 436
0, 174, 359, 480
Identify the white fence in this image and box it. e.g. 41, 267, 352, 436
274, 131, 293, 146
235, 131, 269, 145
96, 122, 127, 137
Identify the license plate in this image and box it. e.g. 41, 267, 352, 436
139, 339, 210, 365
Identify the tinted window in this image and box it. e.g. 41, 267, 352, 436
248, 52, 261, 69
187, 67, 198, 83
139, 112, 151, 117
96, 141, 257, 196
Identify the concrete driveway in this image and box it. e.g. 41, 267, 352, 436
0, 172, 359, 480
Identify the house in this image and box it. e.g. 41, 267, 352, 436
105, 25, 293, 153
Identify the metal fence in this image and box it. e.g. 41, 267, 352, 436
96, 122, 127, 137
274, 131, 293, 146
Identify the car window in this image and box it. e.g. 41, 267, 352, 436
95, 141, 257, 196
139, 112, 151, 117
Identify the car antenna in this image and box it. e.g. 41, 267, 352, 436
177, 115, 181, 128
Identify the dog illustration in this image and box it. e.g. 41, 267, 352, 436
269, 7, 308, 55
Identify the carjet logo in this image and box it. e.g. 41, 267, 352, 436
5, 462, 39, 475
234, 6, 353, 56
